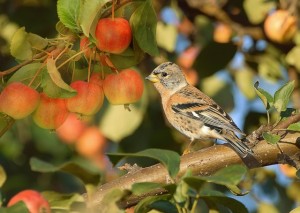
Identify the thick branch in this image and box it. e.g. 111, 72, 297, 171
86, 113, 300, 209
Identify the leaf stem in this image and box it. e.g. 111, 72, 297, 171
56, 49, 86, 70
191, 195, 200, 213
0, 46, 55, 77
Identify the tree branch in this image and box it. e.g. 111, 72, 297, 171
86, 114, 300, 209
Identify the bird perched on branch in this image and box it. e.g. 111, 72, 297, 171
146, 62, 253, 157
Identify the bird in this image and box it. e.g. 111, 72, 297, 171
145, 62, 253, 157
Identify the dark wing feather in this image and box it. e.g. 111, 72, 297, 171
171, 102, 244, 135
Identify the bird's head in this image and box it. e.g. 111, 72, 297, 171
146, 62, 188, 94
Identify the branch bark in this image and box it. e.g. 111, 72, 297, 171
86, 114, 300, 209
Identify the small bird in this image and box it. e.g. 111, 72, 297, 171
146, 62, 253, 157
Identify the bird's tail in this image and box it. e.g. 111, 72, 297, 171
223, 131, 254, 158
226, 139, 253, 158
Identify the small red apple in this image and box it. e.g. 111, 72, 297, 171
56, 113, 87, 144
33, 93, 69, 129
7, 190, 50, 213
75, 126, 106, 159
95, 18, 132, 54
0, 82, 40, 119
103, 69, 144, 105
66, 81, 104, 116
264, 10, 297, 43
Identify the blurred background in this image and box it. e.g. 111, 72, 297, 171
0, 0, 300, 212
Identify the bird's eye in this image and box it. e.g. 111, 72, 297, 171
161, 72, 168, 77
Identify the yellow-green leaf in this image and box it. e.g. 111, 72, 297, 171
10, 27, 32, 60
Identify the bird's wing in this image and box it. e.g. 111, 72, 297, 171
170, 86, 245, 135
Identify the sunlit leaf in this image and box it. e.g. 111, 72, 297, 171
286, 46, 300, 71
258, 55, 282, 82
235, 67, 256, 100
185, 165, 247, 189
8, 63, 45, 88
0, 165, 7, 188
100, 189, 126, 213
42, 191, 84, 211
244, 0, 275, 24
257, 202, 279, 213
156, 21, 177, 52
79, 0, 110, 37
262, 132, 280, 144
30, 157, 101, 184
57, 0, 81, 31
274, 81, 294, 112
254, 81, 274, 110
132, 182, 163, 195
99, 88, 147, 142
27, 33, 48, 51
130, 0, 159, 56
43, 58, 77, 98
287, 122, 300, 131
290, 206, 300, 213
10, 27, 32, 60
107, 148, 180, 178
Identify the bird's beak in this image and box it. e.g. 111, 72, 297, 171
145, 74, 159, 83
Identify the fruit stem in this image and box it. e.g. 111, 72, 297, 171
28, 62, 47, 87
57, 49, 87, 70
112, 0, 115, 20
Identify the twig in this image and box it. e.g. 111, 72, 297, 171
0, 46, 56, 77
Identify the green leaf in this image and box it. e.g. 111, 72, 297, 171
258, 55, 282, 82
274, 81, 294, 112
194, 42, 237, 77
99, 89, 147, 142
8, 63, 45, 88
130, 0, 159, 56
27, 33, 48, 50
286, 46, 300, 71
296, 170, 300, 179
30, 157, 101, 184
57, 0, 81, 31
134, 195, 172, 213
185, 165, 247, 190
235, 67, 256, 100
109, 47, 143, 69
42, 191, 84, 211
254, 81, 274, 110
0, 202, 29, 213
132, 182, 163, 195
43, 58, 77, 98
243, 0, 275, 24
100, 189, 126, 213
107, 148, 180, 179
258, 202, 280, 213
149, 200, 178, 213
156, 21, 177, 52
262, 132, 281, 144
287, 122, 300, 131
0, 165, 7, 188
79, 0, 110, 37
10, 27, 32, 60
290, 206, 300, 213
202, 195, 248, 213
